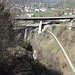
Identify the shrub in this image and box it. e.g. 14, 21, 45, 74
19, 40, 33, 52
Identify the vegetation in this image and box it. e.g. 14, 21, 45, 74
31, 59, 63, 75
0, 0, 16, 51
0, 1, 63, 75
0, 1, 34, 75
19, 40, 33, 52
31, 11, 54, 17
36, 26, 75, 75
59, 3, 75, 8
1, 0, 75, 75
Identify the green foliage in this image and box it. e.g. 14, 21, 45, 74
19, 40, 33, 52
30, 11, 53, 17
59, 2, 75, 8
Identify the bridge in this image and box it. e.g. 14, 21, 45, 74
15, 16, 75, 20
15, 16, 75, 40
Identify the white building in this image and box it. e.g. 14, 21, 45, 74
25, 13, 35, 17
40, 8, 46, 12
69, 12, 73, 15
35, 9, 40, 12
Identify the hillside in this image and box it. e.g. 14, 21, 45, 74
30, 25, 75, 75
9, 0, 75, 9
9, 0, 75, 4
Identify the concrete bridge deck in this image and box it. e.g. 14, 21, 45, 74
14, 16, 75, 39
15, 16, 75, 20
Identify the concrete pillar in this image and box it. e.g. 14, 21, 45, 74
67, 19, 73, 30
38, 21, 42, 33
24, 28, 27, 41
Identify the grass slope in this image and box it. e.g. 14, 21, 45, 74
37, 24, 75, 75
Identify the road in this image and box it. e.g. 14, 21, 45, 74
15, 16, 75, 20
47, 30, 75, 74
13, 22, 62, 29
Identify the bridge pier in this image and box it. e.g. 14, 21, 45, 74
67, 19, 73, 30
38, 21, 42, 33
24, 28, 27, 41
